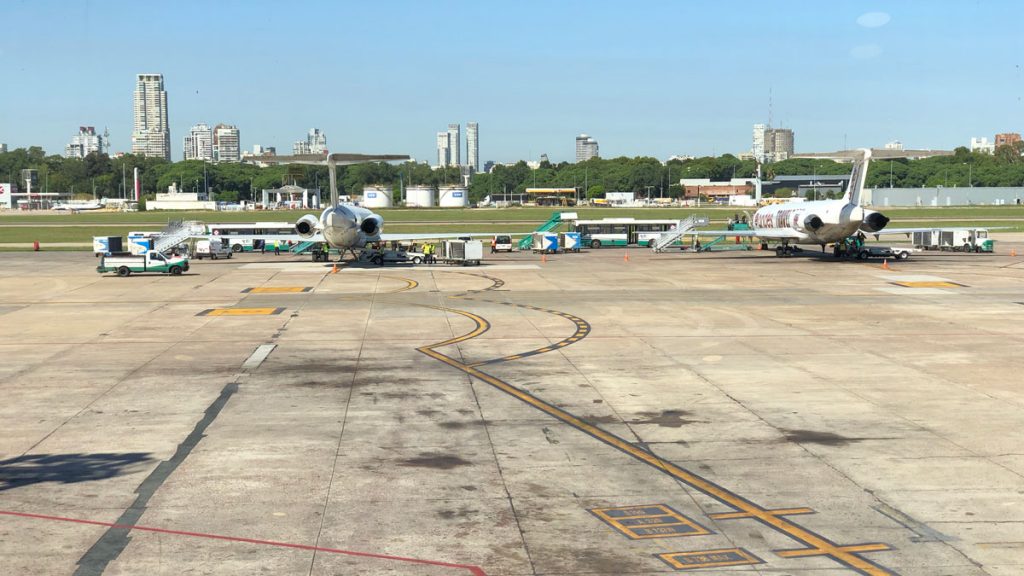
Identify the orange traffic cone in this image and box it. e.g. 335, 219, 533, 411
332, 262, 338, 274
881, 259, 890, 270
1012, 249, 1018, 257
623, 250, 630, 263
541, 252, 547, 263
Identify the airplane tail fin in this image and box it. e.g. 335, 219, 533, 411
844, 149, 871, 206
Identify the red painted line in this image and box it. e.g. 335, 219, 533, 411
0, 510, 486, 576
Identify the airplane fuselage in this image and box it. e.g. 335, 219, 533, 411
749, 199, 888, 245
296, 204, 383, 249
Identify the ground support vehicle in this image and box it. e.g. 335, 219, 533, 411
440, 240, 483, 266
93, 236, 125, 257
491, 235, 513, 253
854, 245, 915, 260
193, 238, 232, 260
357, 248, 413, 266
913, 229, 995, 253
531, 233, 559, 254
560, 232, 581, 252
97, 250, 190, 277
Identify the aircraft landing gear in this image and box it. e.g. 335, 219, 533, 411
775, 244, 799, 258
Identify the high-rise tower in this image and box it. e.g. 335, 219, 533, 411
131, 73, 170, 160
466, 122, 479, 172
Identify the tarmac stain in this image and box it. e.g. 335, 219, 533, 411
400, 453, 471, 470
632, 410, 698, 428
783, 429, 863, 446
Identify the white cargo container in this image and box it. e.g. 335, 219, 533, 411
441, 240, 483, 265
406, 185, 435, 207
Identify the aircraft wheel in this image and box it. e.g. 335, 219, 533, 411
775, 246, 784, 258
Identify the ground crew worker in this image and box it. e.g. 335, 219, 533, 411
273, 240, 280, 255
490, 236, 497, 254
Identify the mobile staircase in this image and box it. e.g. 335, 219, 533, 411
650, 215, 709, 252
290, 240, 318, 254
517, 211, 574, 250
155, 220, 206, 253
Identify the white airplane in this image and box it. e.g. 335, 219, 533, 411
253, 153, 485, 259
697, 148, 962, 257
53, 200, 103, 211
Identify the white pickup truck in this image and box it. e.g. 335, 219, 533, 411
97, 250, 190, 277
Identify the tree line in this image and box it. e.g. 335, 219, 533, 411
2, 143, 1023, 206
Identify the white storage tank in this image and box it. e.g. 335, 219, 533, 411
438, 185, 469, 208
362, 185, 393, 208
406, 185, 435, 207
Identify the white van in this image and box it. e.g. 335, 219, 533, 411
492, 234, 513, 253
194, 238, 232, 260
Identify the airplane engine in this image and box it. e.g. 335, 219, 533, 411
359, 214, 383, 236
295, 214, 320, 239
803, 214, 824, 231
861, 210, 890, 233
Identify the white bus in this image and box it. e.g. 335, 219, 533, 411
207, 222, 300, 252
572, 218, 684, 249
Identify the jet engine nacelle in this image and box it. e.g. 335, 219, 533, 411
803, 214, 824, 232
359, 214, 383, 237
860, 210, 890, 233
295, 214, 320, 239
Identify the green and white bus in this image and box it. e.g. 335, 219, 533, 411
573, 218, 683, 249
207, 222, 299, 252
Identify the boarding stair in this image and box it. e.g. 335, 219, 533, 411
155, 220, 206, 253
697, 236, 727, 252
650, 215, 709, 252
517, 211, 571, 250
290, 240, 317, 253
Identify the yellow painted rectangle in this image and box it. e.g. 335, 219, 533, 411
590, 504, 710, 540
658, 548, 764, 570
892, 281, 965, 288
199, 307, 285, 317
243, 286, 311, 294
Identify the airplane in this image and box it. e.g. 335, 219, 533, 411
53, 200, 103, 211
252, 153, 487, 260
694, 148, 970, 257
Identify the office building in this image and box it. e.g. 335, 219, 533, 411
765, 128, 794, 163
466, 122, 479, 172
0, 144, 7, 154
293, 128, 327, 155
970, 137, 995, 154
436, 132, 451, 167
995, 132, 1021, 148
183, 123, 214, 161
65, 126, 107, 158
752, 124, 767, 163
447, 124, 461, 166
131, 73, 171, 160
575, 134, 599, 162
213, 124, 240, 162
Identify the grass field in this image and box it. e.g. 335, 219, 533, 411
3, 206, 1024, 247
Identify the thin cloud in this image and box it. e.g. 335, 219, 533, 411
857, 11, 891, 28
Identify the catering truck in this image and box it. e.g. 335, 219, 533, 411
97, 250, 190, 277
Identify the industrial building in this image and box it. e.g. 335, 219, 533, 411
866, 186, 1024, 207
260, 185, 322, 209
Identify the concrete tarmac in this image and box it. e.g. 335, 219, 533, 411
1, 241, 1023, 575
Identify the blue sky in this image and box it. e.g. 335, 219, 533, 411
1, 0, 1022, 163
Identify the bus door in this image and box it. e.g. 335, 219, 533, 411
627, 225, 639, 246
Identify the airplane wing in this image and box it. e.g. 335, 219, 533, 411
379, 232, 500, 241
687, 229, 802, 240
247, 153, 410, 166
869, 226, 1009, 239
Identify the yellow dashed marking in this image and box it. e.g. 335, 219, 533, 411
243, 287, 310, 294
199, 307, 285, 317
892, 281, 965, 288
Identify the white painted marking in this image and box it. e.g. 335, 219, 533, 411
243, 344, 277, 369
240, 263, 540, 272
875, 287, 958, 295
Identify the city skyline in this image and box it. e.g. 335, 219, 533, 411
2, 1, 1023, 163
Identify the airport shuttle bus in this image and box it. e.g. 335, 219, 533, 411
573, 218, 683, 249
207, 222, 299, 252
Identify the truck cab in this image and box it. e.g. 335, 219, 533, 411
97, 250, 190, 277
